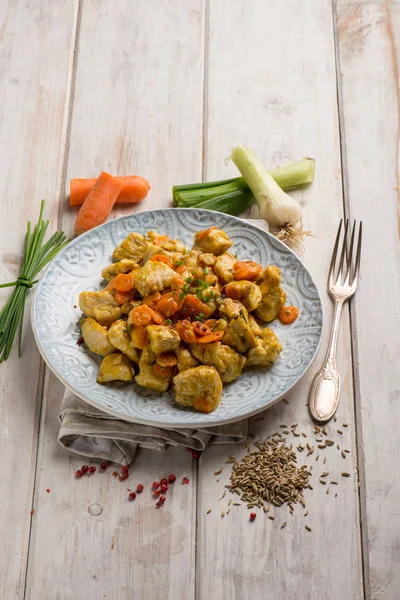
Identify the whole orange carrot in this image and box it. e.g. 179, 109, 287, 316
74, 171, 124, 236
70, 175, 150, 206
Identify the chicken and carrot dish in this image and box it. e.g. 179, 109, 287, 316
78, 226, 297, 414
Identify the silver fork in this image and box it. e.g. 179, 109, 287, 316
308, 219, 362, 423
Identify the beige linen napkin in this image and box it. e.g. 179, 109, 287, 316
57, 220, 268, 465
58, 392, 248, 465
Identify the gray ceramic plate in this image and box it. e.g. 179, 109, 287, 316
32, 209, 323, 428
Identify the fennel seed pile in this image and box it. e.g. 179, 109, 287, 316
227, 439, 311, 510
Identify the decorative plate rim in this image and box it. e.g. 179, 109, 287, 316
31, 208, 324, 428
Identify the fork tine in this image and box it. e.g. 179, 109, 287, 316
335, 218, 349, 284
328, 219, 342, 286
345, 220, 356, 282
351, 221, 362, 286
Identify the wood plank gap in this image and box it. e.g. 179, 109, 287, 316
55, 0, 82, 232
331, 1, 369, 597
201, 0, 210, 183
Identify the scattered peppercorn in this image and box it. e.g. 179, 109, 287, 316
152, 481, 160, 489
168, 474, 176, 484
128, 491, 137, 501
46, 488, 51, 493
88, 466, 96, 474
249, 512, 257, 521
100, 462, 109, 471
182, 477, 190, 484
81, 465, 89, 474
136, 484, 144, 493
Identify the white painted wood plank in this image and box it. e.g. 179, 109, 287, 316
197, 1, 364, 598
26, 1, 205, 599
336, 1, 400, 598
0, 1, 77, 598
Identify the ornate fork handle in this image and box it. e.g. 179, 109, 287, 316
309, 300, 343, 423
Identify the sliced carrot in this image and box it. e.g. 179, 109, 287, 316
131, 325, 148, 349
142, 291, 162, 308
193, 397, 212, 413
180, 294, 208, 319
233, 261, 263, 281
152, 235, 169, 246
151, 254, 172, 265
113, 273, 134, 292
156, 352, 178, 367
154, 364, 173, 378
74, 171, 124, 236
157, 296, 179, 317
174, 320, 198, 344
195, 226, 217, 242
149, 309, 166, 325
70, 175, 150, 206
115, 290, 134, 305
197, 331, 224, 343
192, 321, 211, 336
160, 290, 184, 310
175, 265, 187, 275
204, 318, 217, 329
279, 306, 299, 324
131, 305, 154, 326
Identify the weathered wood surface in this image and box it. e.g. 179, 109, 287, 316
196, 2, 363, 599
0, 1, 77, 598
1, 0, 398, 598
25, 1, 204, 599
336, 1, 400, 598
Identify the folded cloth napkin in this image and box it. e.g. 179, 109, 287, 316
57, 219, 268, 465
59, 392, 248, 465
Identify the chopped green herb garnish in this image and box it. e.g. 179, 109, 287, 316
175, 260, 184, 267
165, 318, 172, 325
185, 277, 192, 284
204, 267, 209, 275
194, 313, 206, 322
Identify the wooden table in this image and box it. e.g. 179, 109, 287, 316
0, 1, 398, 598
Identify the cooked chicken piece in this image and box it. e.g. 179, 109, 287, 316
198, 253, 217, 267
131, 260, 176, 296
219, 298, 257, 353
194, 227, 232, 255
213, 318, 229, 332
135, 346, 172, 392
101, 259, 139, 281
142, 243, 163, 263
214, 252, 236, 284
147, 325, 180, 355
113, 232, 149, 262
255, 265, 286, 322
97, 353, 134, 383
248, 313, 262, 336
107, 320, 140, 363
120, 300, 141, 316
173, 366, 223, 413
190, 342, 245, 383
245, 328, 282, 368
79, 291, 121, 327
177, 348, 200, 372
225, 280, 262, 312
80, 318, 116, 356
182, 249, 201, 270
